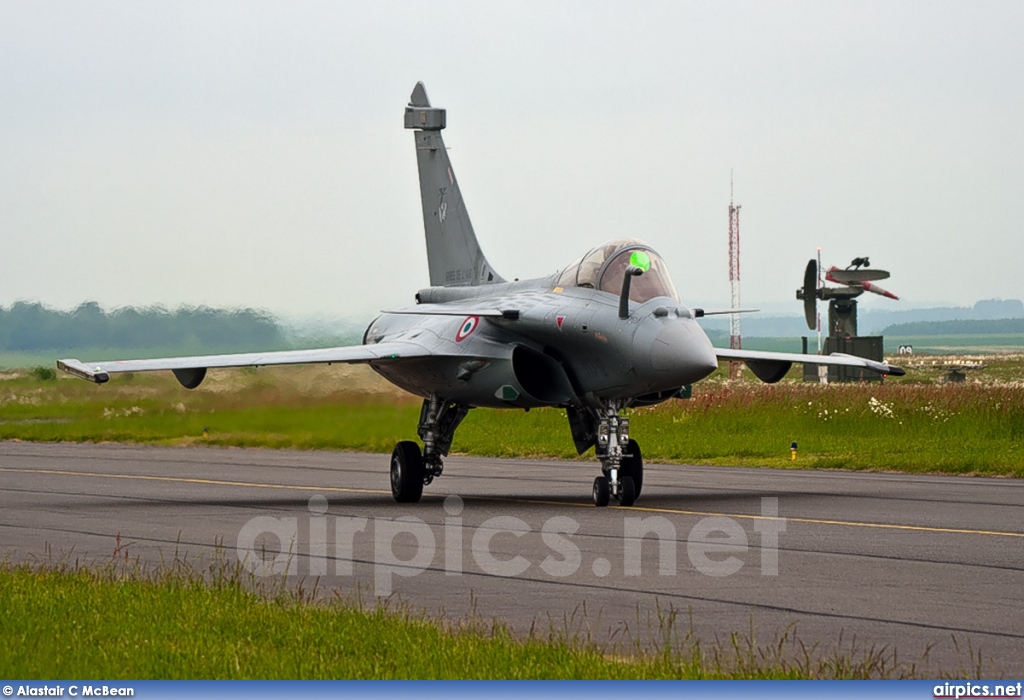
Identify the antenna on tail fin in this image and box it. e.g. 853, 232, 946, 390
405, 82, 504, 287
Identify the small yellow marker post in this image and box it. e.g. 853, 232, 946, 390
791, 441, 798, 461
203, 426, 210, 440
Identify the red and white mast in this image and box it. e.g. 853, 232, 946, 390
728, 174, 742, 377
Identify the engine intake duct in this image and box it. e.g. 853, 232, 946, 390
510, 346, 575, 405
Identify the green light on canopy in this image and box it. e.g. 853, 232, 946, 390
629, 250, 651, 272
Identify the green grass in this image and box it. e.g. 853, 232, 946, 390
884, 334, 1024, 354
0, 560, 941, 679
1, 358, 1022, 477
0, 369, 421, 452
459, 382, 1022, 476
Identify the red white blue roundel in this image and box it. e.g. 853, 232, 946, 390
455, 315, 480, 342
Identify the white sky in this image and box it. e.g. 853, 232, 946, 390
2, 1, 1022, 321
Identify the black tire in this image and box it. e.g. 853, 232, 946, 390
618, 476, 636, 507
592, 476, 610, 507
620, 439, 643, 499
390, 441, 425, 503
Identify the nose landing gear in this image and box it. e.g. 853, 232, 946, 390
591, 402, 644, 507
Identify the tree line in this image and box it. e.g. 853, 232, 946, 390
881, 318, 1024, 336
0, 301, 287, 353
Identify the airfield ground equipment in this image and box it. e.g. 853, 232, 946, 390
796, 255, 899, 382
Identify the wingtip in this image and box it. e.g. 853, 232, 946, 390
57, 358, 109, 384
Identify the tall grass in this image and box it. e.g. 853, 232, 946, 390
1, 361, 1021, 477
621, 381, 1022, 475
0, 556, 961, 679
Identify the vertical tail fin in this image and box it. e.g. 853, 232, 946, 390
404, 82, 504, 287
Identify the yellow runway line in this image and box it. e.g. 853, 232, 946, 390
3, 465, 1022, 539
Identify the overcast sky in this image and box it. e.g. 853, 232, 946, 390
2, 1, 1022, 322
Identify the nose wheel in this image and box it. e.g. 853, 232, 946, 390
618, 475, 637, 507
620, 438, 643, 498
590, 402, 644, 507
592, 473, 638, 507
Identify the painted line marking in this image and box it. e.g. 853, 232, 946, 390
621, 503, 1024, 538
0, 466, 388, 496
3, 466, 1022, 539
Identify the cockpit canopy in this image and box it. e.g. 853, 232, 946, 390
556, 238, 679, 303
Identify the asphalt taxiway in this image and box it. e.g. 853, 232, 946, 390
1, 441, 1021, 674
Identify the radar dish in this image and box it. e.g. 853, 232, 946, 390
802, 259, 817, 331
827, 268, 890, 284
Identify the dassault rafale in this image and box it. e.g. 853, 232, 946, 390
59, 83, 904, 508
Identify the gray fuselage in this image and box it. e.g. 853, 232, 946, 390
363, 275, 718, 410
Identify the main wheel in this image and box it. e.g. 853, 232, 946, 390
617, 476, 636, 507
390, 441, 425, 503
620, 439, 643, 499
592, 476, 610, 507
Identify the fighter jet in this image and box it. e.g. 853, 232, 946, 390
58, 83, 905, 508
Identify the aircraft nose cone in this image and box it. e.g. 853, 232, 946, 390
650, 320, 718, 382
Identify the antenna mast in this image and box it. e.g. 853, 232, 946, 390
728, 173, 742, 377
816, 246, 823, 353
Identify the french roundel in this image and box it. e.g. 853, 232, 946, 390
455, 315, 479, 342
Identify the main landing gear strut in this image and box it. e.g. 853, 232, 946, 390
590, 401, 644, 508
390, 395, 469, 503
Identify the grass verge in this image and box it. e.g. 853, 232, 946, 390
0, 359, 1022, 477
0, 557, 960, 680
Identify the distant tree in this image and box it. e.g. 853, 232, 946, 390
882, 318, 1024, 336
973, 299, 1024, 319
2, 302, 66, 350
0, 302, 287, 353
68, 302, 109, 347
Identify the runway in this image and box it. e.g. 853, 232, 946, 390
2, 441, 1022, 675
